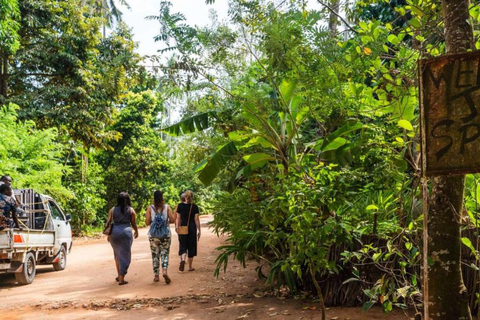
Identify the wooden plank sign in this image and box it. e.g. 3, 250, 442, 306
420, 51, 480, 176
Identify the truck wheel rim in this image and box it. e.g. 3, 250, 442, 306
59, 252, 65, 267
27, 258, 34, 277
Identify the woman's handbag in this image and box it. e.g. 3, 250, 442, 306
177, 204, 193, 235
177, 225, 188, 235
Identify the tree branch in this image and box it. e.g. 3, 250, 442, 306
20, 73, 60, 77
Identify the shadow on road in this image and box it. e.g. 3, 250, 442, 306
0, 265, 62, 287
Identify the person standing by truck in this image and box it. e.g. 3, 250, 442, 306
0, 184, 21, 229
107, 192, 139, 285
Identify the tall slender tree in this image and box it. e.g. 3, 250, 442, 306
0, 0, 20, 98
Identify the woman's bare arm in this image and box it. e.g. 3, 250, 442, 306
175, 209, 181, 232
107, 207, 113, 222
173, 205, 178, 224
131, 209, 139, 239
195, 214, 201, 241
145, 206, 152, 226
106, 208, 113, 242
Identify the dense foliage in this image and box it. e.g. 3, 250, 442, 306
2, 0, 480, 316
153, 0, 480, 314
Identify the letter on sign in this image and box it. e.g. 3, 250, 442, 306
420, 51, 480, 176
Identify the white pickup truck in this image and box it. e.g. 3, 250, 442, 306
0, 189, 72, 284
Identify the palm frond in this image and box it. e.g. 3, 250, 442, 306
162, 111, 217, 136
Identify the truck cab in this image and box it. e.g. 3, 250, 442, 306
37, 194, 73, 254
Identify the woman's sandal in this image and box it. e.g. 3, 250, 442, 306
179, 260, 185, 272
153, 276, 160, 282
118, 281, 128, 285
188, 268, 195, 272
163, 275, 171, 284
115, 277, 119, 282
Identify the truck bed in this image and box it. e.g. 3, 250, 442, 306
0, 229, 55, 251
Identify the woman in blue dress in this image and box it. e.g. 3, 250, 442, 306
106, 192, 139, 285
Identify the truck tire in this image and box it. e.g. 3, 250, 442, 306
15, 252, 36, 285
53, 246, 67, 271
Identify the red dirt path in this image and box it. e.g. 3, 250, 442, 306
0, 216, 412, 319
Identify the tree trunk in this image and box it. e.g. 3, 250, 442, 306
425, 0, 474, 318
0, 50, 8, 98
81, 154, 88, 184
426, 176, 471, 319
328, 0, 340, 36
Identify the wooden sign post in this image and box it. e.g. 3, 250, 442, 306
419, 51, 480, 319
420, 51, 480, 176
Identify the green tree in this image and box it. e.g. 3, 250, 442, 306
0, 104, 68, 199
62, 149, 107, 234
100, 91, 169, 221
0, 0, 20, 97
4, 0, 140, 149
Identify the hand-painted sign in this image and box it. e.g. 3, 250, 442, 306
420, 51, 480, 176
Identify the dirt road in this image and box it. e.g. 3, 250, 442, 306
0, 216, 410, 319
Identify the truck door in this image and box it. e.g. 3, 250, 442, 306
48, 201, 72, 253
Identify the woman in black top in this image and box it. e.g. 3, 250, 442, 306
106, 192, 139, 285
175, 190, 200, 271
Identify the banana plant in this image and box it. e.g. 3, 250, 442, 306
163, 79, 364, 188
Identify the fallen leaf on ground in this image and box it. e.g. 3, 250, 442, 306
236, 311, 252, 319
303, 306, 317, 310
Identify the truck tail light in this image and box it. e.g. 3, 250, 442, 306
13, 235, 24, 243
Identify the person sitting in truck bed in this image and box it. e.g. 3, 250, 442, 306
0, 175, 26, 218
0, 184, 21, 229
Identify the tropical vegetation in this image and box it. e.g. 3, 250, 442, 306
2, 0, 480, 318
